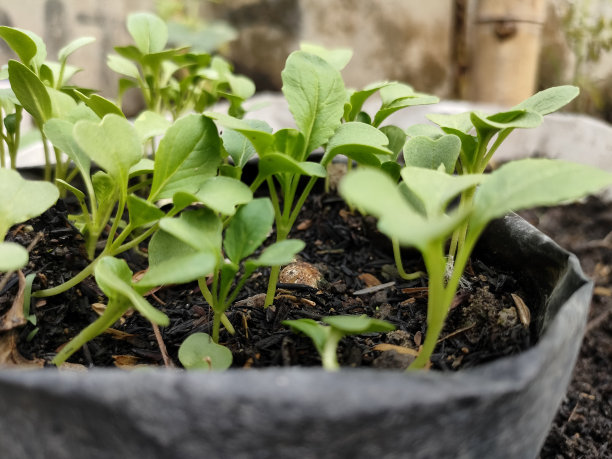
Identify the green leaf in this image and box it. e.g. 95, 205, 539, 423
107, 54, 140, 79
513, 85, 579, 115
226, 73, 256, 100
403, 134, 461, 173
273, 129, 305, 160
0, 242, 28, 271
345, 81, 390, 121
322, 122, 393, 167
470, 159, 612, 235
178, 333, 233, 371
129, 158, 155, 177
20, 29, 46, 68
426, 112, 474, 133
257, 153, 327, 179
224, 198, 274, 264
281, 51, 346, 155
138, 252, 217, 290
249, 239, 305, 267
74, 114, 142, 193
74, 90, 125, 118
58, 36, 96, 63
222, 119, 273, 168
148, 227, 201, 267
379, 125, 406, 159
282, 319, 327, 355
373, 83, 439, 127
149, 114, 222, 201
47, 88, 77, 119
299, 42, 353, 71
0, 27, 37, 65
8, 60, 52, 124
127, 12, 168, 55
127, 195, 164, 228
191, 176, 253, 216
205, 111, 275, 157
92, 172, 119, 230
470, 109, 542, 132
159, 209, 222, 255
134, 110, 171, 142
399, 166, 483, 218
44, 118, 91, 180
94, 257, 169, 326
322, 314, 396, 334
0, 169, 59, 241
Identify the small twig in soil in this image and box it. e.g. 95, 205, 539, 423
586, 307, 612, 333
152, 322, 174, 368
353, 281, 395, 296
437, 322, 476, 344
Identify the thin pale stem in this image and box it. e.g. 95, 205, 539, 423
392, 238, 424, 281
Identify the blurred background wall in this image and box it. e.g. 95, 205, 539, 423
0, 0, 611, 119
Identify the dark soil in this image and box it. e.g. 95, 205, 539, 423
0, 193, 610, 456
520, 198, 612, 459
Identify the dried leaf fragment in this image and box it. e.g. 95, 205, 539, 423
358, 273, 381, 288
511, 293, 531, 327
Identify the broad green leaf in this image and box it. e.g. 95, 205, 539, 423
178, 333, 233, 371
74, 91, 125, 118
0, 242, 28, 271
281, 51, 346, 154
273, 129, 305, 160
0, 87, 19, 106
107, 54, 140, 79
159, 209, 222, 255
339, 168, 467, 251
322, 122, 392, 167
227, 73, 256, 100
379, 125, 406, 159
513, 85, 579, 115
129, 158, 155, 177
137, 252, 217, 290
149, 114, 222, 201
0, 169, 59, 241
300, 42, 353, 71
58, 36, 96, 63
192, 176, 252, 216
134, 110, 171, 142
47, 88, 77, 119
92, 172, 118, 230
373, 91, 439, 127
257, 153, 326, 179
205, 111, 275, 156
94, 257, 169, 325
471, 159, 612, 235
345, 81, 390, 121
0, 27, 37, 65
399, 166, 483, 218
127, 195, 164, 228
222, 119, 273, 168
44, 118, 91, 180
148, 228, 200, 267
470, 109, 542, 132
127, 12, 168, 55
403, 134, 461, 173
8, 60, 52, 124
322, 314, 396, 334
282, 319, 327, 354
21, 29, 46, 68
426, 112, 474, 133
405, 123, 443, 139
39, 64, 54, 86
224, 198, 274, 264
74, 115, 142, 193
249, 239, 305, 267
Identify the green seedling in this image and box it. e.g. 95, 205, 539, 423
108, 12, 254, 119
340, 160, 612, 370
206, 47, 436, 308
420, 86, 580, 262
0, 169, 58, 279
283, 315, 396, 370
36, 113, 234, 296
178, 332, 233, 371
0, 26, 96, 181
51, 256, 175, 366
146, 198, 305, 344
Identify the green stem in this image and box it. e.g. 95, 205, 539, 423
40, 125, 52, 181
408, 240, 448, 370
392, 237, 424, 280
103, 194, 127, 253
33, 251, 104, 298
321, 330, 342, 370
264, 264, 281, 308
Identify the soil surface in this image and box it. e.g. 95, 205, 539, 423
0, 193, 610, 456
520, 198, 612, 459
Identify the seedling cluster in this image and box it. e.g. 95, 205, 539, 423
1, 13, 611, 371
